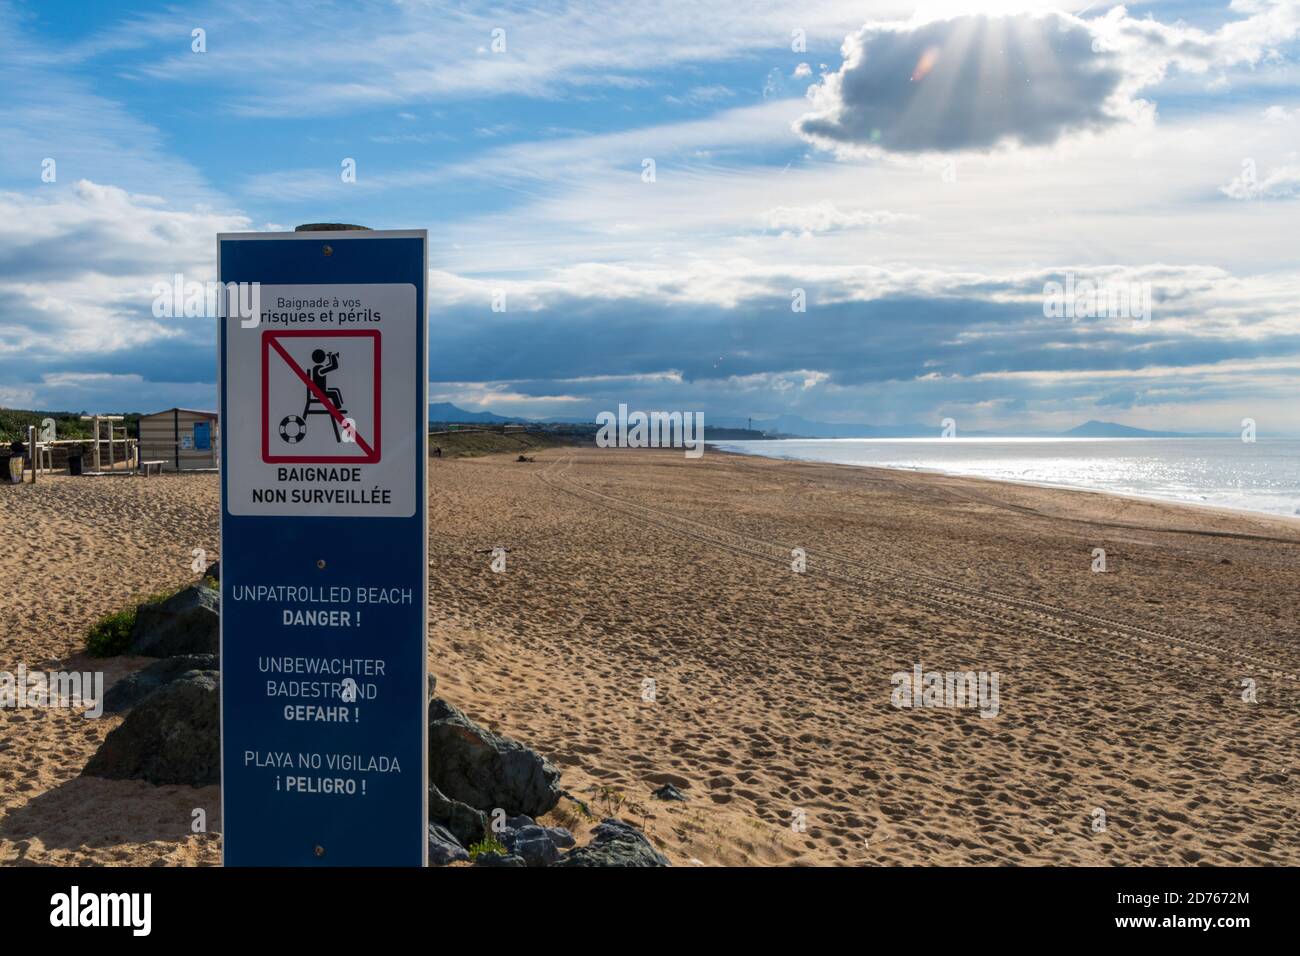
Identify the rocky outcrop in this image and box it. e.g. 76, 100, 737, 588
427, 824, 470, 865
427, 697, 562, 819
516, 816, 575, 849
425, 809, 580, 868
103, 654, 217, 714
84, 671, 219, 787
428, 783, 488, 847
550, 819, 670, 867
491, 814, 574, 867
472, 851, 526, 867
505, 823, 562, 866
127, 585, 219, 657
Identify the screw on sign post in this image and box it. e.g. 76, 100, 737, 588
218, 223, 428, 866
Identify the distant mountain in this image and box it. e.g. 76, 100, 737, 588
1062, 420, 1206, 438
427, 402, 522, 424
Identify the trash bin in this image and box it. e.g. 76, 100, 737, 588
7, 441, 24, 483
67, 453, 83, 476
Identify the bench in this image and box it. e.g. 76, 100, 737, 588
138, 460, 166, 476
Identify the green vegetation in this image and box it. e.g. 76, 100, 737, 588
83, 585, 185, 657
85, 609, 137, 657
597, 784, 627, 817
0, 408, 142, 444
428, 429, 574, 459
550, 795, 595, 832
467, 835, 508, 861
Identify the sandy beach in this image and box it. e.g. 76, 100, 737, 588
1, 447, 1296, 866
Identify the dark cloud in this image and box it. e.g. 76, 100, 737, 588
428, 280, 1300, 406
796, 12, 1126, 154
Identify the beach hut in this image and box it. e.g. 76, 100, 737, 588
137, 408, 219, 472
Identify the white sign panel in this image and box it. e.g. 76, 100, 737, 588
224, 283, 418, 516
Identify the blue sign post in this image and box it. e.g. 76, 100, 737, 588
218, 228, 427, 866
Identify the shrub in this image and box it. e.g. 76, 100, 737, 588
84, 586, 184, 657
467, 835, 508, 861
85, 609, 137, 657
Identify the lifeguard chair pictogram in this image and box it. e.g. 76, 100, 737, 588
304, 348, 347, 442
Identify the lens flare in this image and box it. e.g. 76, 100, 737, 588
911, 45, 940, 82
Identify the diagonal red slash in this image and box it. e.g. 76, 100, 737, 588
268, 337, 377, 458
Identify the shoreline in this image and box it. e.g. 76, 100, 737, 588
708, 442, 1300, 529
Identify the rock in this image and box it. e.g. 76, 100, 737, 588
103, 654, 218, 714
128, 585, 219, 657
427, 823, 469, 865
428, 783, 488, 847
546, 826, 576, 849
473, 851, 526, 867
551, 819, 670, 867
491, 813, 574, 863
502, 815, 575, 849
503, 824, 561, 867
427, 697, 562, 818
652, 782, 689, 801
84, 671, 219, 786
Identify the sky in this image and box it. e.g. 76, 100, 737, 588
0, 0, 1298, 434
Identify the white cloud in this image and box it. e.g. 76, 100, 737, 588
40, 371, 144, 389
428, 382, 584, 407
796, 4, 1300, 157
239, 96, 807, 202
429, 256, 1300, 343
1220, 162, 1300, 199
762, 203, 916, 234
417, 99, 1300, 279
0, 181, 249, 355
87, 0, 899, 117
798, 11, 1132, 155
666, 85, 737, 106
1262, 104, 1298, 121
420, 248, 1300, 432
0, 384, 36, 406
0, 10, 216, 201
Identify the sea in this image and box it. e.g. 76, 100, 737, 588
710, 438, 1300, 519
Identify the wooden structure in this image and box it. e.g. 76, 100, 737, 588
137, 408, 219, 472
77, 415, 135, 474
